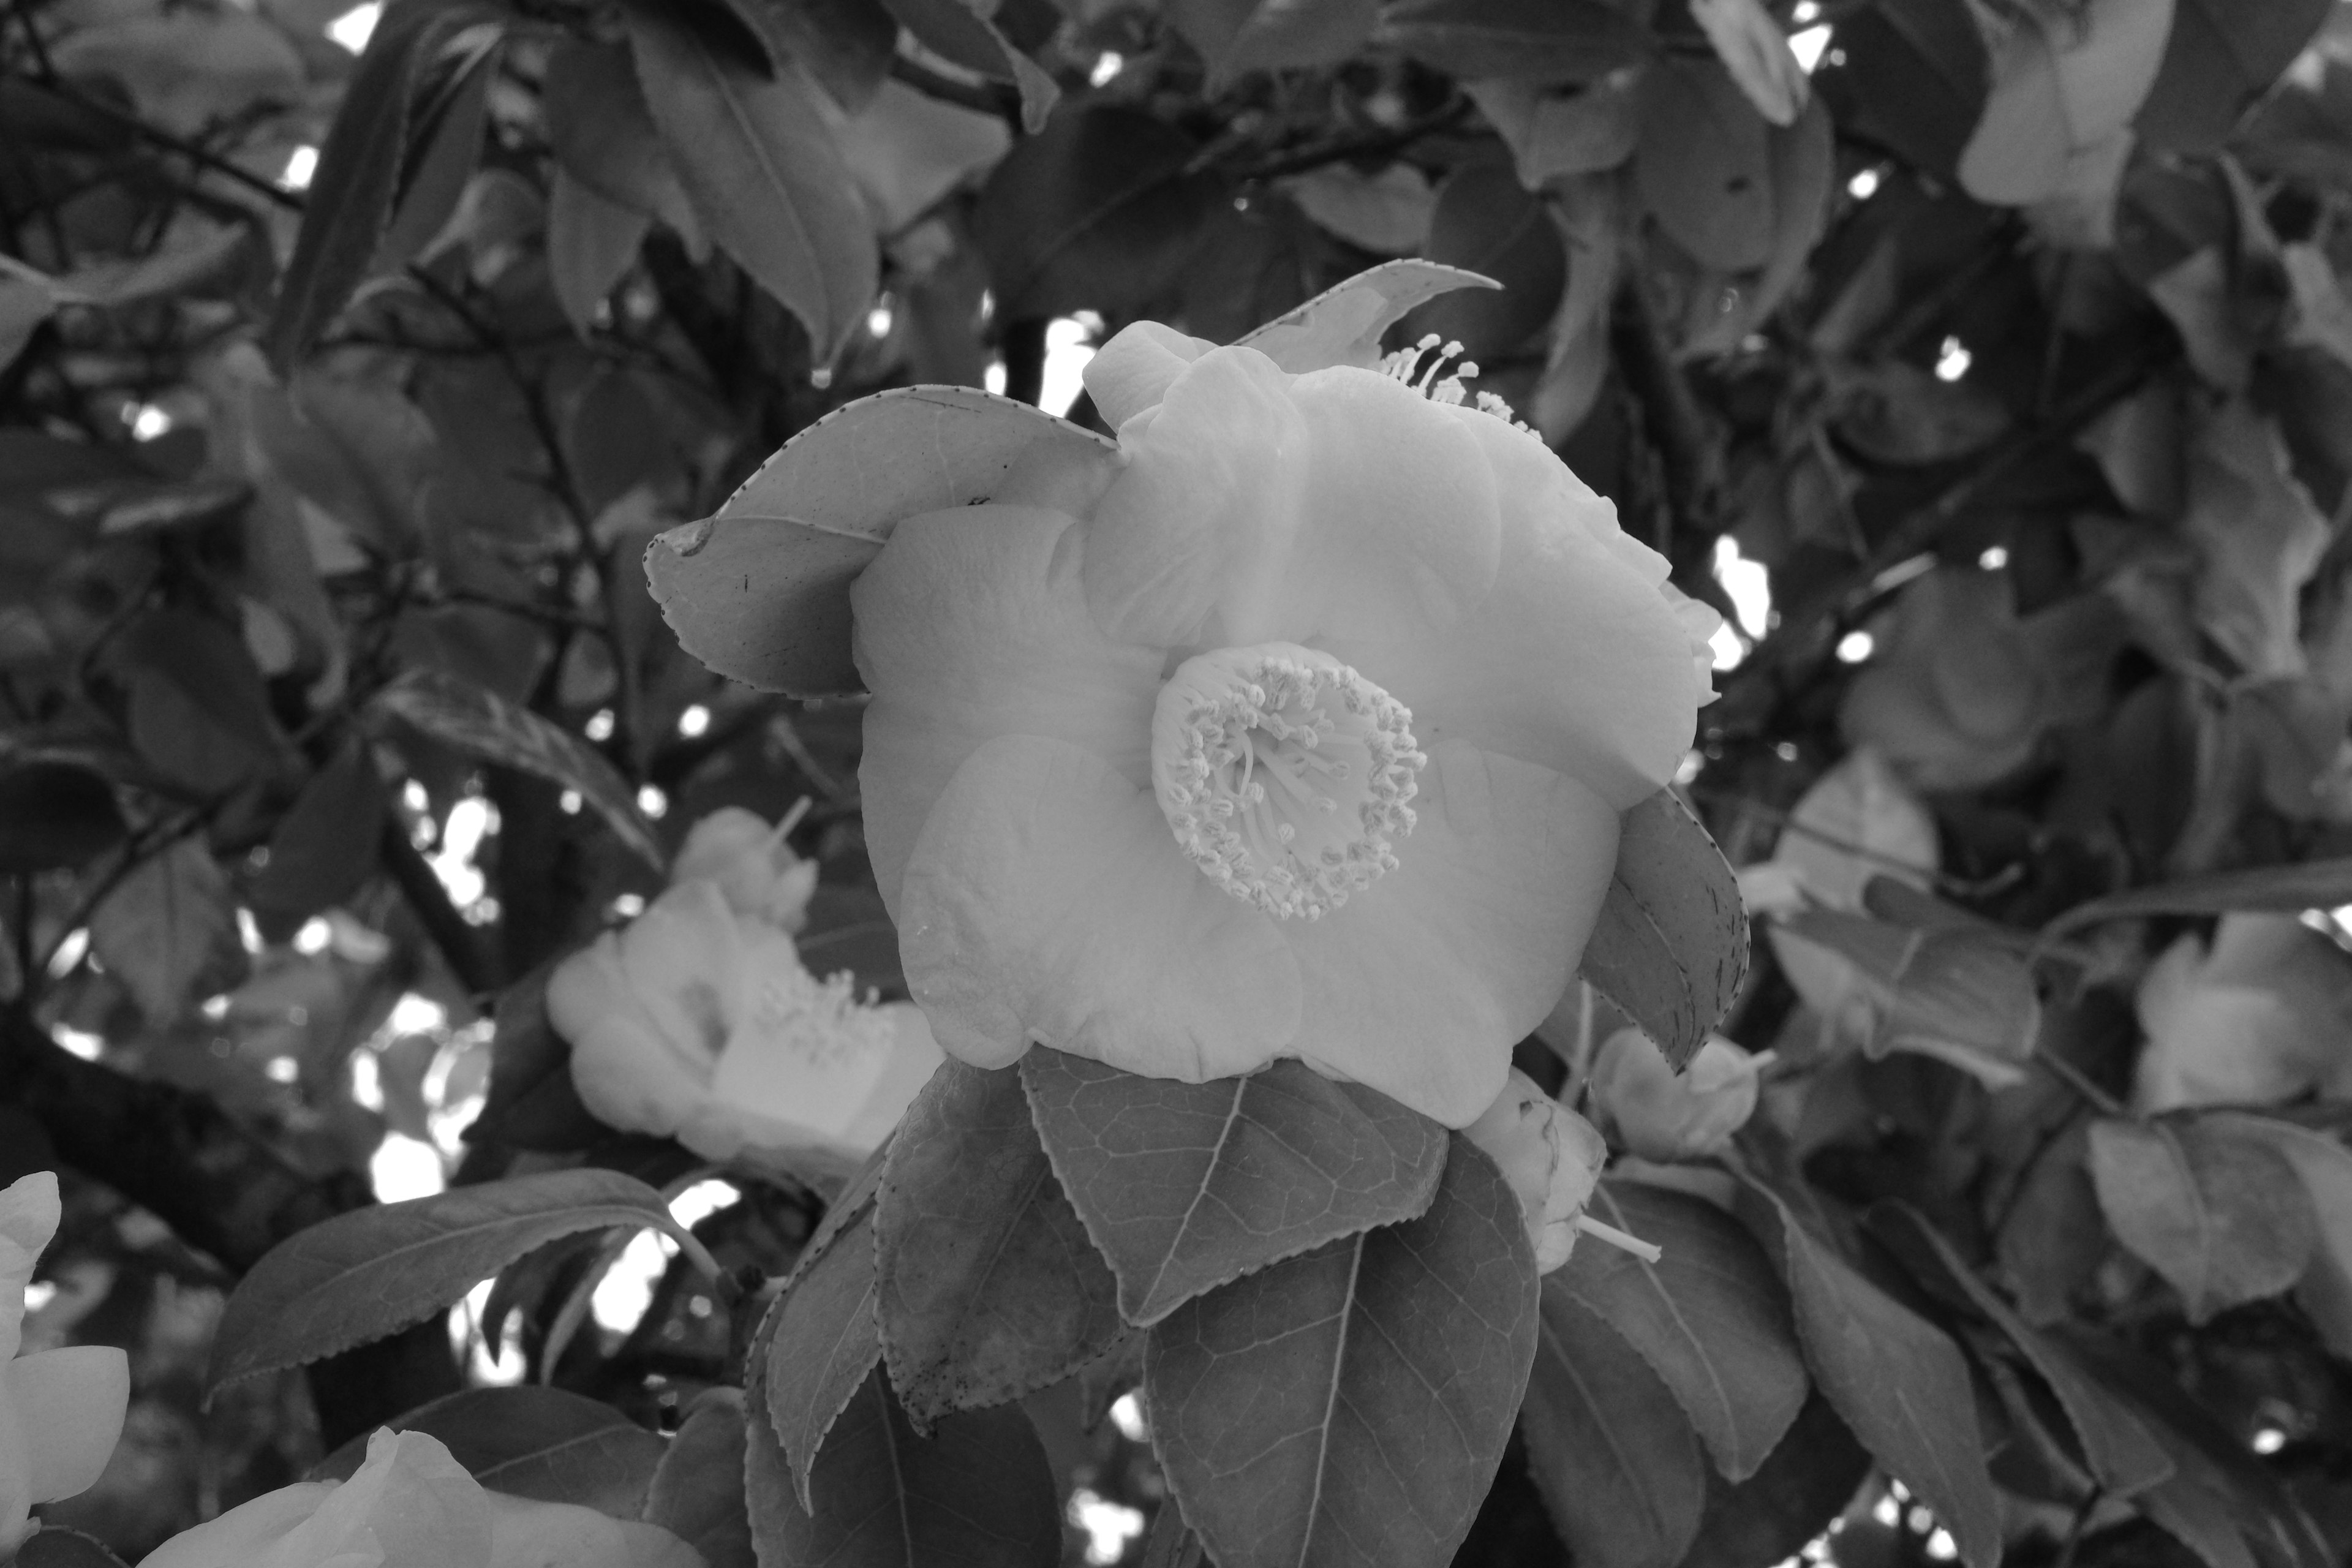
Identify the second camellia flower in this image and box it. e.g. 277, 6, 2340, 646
859, 323, 1715, 1126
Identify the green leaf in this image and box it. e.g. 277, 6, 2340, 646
2086, 1117, 2315, 1323
875, 1059, 1123, 1426
757, 1367, 1064, 1568
1520, 1285, 1707, 1568
761, 1199, 882, 1510
541, 39, 704, 247
2204, 1114, 2352, 1360
875, 0, 1057, 130
2046, 856, 2352, 935
627, 3, 877, 359
113, 606, 285, 793
1022, 1050, 1447, 1327
2136, 0, 2332, 152
309, 1386, 665, 1515
1580, 789, 1749, 1071
251, 372, 437, 555
90, 838, 243, 1027
1372, 0, 1651, 83
371, 667, 662, 869
1678, 1393, 1872, 1568
2183, 399, 2331, 679
266, 1, 500, 367
18, 1529, 131, 1568
1735, 1178, 2002, 1568
973, 105, 1221, 321
646, 386, 1116, 698
1553, 1180, 1808, 1482
249, 741, 386, 935
1828, 359, 2013, 466
1773, 911, 2040, 1086
1635, 58, 1775, 273
1821, 0, 1988, 182
548, 169, 650, 338
208, 1169, 679, 1392
0, 761, 124, 873
644, 1388, 758, 1568
1864, 1200, 2174, 1498
1958, 0, 2174, 206
1144, 1136, 1539, 1568
731, 0, 897, 113
373, 47, 492, 275
472, 965, 608, 1152
1236, 258, 1500, 372
1167, 0, 1378, 84
1411, 162, 1566, 362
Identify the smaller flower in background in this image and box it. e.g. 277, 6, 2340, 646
137, 1427, 700, 1568
1464, 1069, 1657, 1272
668, 801, 820, 932
1, 1170, 128, 1556
551, 809, 942, 1177
2133, 912, 2352, 1113
1589, 1028, 1770, 1163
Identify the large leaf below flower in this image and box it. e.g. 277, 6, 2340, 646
1144, 1136, 1537, 1568
1580, 790, 1748, 1070
876, 1060, 1124, 1426
1553, 1180, 1808, 1482
1022, 1049, 1447, 1325
208, 1170, 682, 1392
1735, 1178, 2002, 1568
645, 386, 1115, 698
644, 1389, 757, 1568
761, 1197, 883, 1510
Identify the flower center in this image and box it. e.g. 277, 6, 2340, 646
1152, 643, 1426, 921
741, 966, 895, 1071
1377, 333, 1528, 428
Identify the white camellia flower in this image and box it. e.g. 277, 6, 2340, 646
1, 1170, 129, 1556
137, 1428, 702, 1568
862, 323, 1715, 1128
667, 803, 820, 932
1588, 1028, 1769, 1163
2133, 912, 2352, 1114
1463, 1069, 1657, 1273
549, 877, 942, 1178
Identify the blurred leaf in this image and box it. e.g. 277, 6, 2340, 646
2049, 856, 2352, 935
761, 1200, 881, 1510
1774, 911, 2040, 1087
546, 170, 650, 338
2136, 0, 2332, 153
1678, 1393, 1872, 1568
1553, 1180, 1808, 1482
644, 1388, 758, 1567
2149, 246, 2253, 388
646, 386, 1117, 697
2184, 399, 2330, 679
2087, 1117, 2315, 1322
1373, 0, 1650, 82
208, 1169, 680, 1391
249, 741, 386, 935
0, 761, 125, 873
2078, 377, 2187, 516
267, 1, 502, 367
1959, 0, 2173, 206
18, 1529, 131, 1568
628, 3, 877, 359
1635, 58, 1774, 274
875, 1059, 1123, 1427
371, 667, 662, 868
1144, 1137, 1537, 1568
310, 1385, 665, 1515
0, 274, 53, 371
1282, 162, 1434, 254
542, 39, 704, 247
1468, 76, 1642, 188
374, 50, 492, 275
473, 966, 609, 1152
1828, 358, 2012, 465
2285, 241, 2352, 371
731, 0, 897, 112
1169, 0, 1378, 83
876, 0, 1057, 130
1411, 162, 1565, 361
91, 837, 243, 1026
252, 372, 436, 556
115, 606, 285, 793
1580, 788, 1749, 1072
1520, 1284, 1707, 1568
1865, 1200, 2174, 1496
760, 1367, 1064, 1568
1021, 1049, 1446, 1326
1735, 1177, 2003, 1568
973, 105, 1219, 320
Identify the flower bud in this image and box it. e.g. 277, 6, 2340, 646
669, 804, 820, 933
1589, 1029, 1766, 1163
1465, 1069, 1635, 1272
1, 1172, 128, 1556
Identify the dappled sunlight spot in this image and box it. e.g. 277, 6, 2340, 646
677, 703, 710, 737
1791, 24, 1832, 71
1109, 1392, 1148, 1442
593, 1229, 674, 1334
129, 404, 172, 440
454, 1280, 525, 1386
586, 708, 616, 742
370, 1132, 445, 1203
671, 1178, 741, 1229
1069, 1488, 1146, 1566
2255, 1426, 2288, 1453
429, 796, 497, 914
349, 1048, 383, 1112
1934, 335, 1972, 381
326, 2, 381, 52
612, 892, 646, 919
1090, 50, 1123, 86
1847, 167, 1882, 200
51, 1023, 102, 1061
1978, 545, 2008, 570
293, 917, 332, 954
1836, 629, 1874, 663
389, 993, 447, 1037
1043, 314, 1102, 418
282, 145, 318, 191
1714, 537, 1771, 638
638, 784, 669, 819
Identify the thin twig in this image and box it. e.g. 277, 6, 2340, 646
1230, 94, 1472, 183
2035, 1043, 2126, 1120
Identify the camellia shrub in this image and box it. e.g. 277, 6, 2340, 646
8, 0, 2352, 1566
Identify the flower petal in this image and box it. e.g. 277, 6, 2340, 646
1322, 410, 1703, 810
1083, 320, 1213, 431
854, 504, 1163, 918
1281, 742, 1620, 1127
487, 1491, 705, 1568
837, 1005, 946, 1153
137, 1483, 338, 1568
276, 1428, 489, 1567
4, 1345, 127, 1504
898, 733, 1301, 1080
1080, 345, 1310, 649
